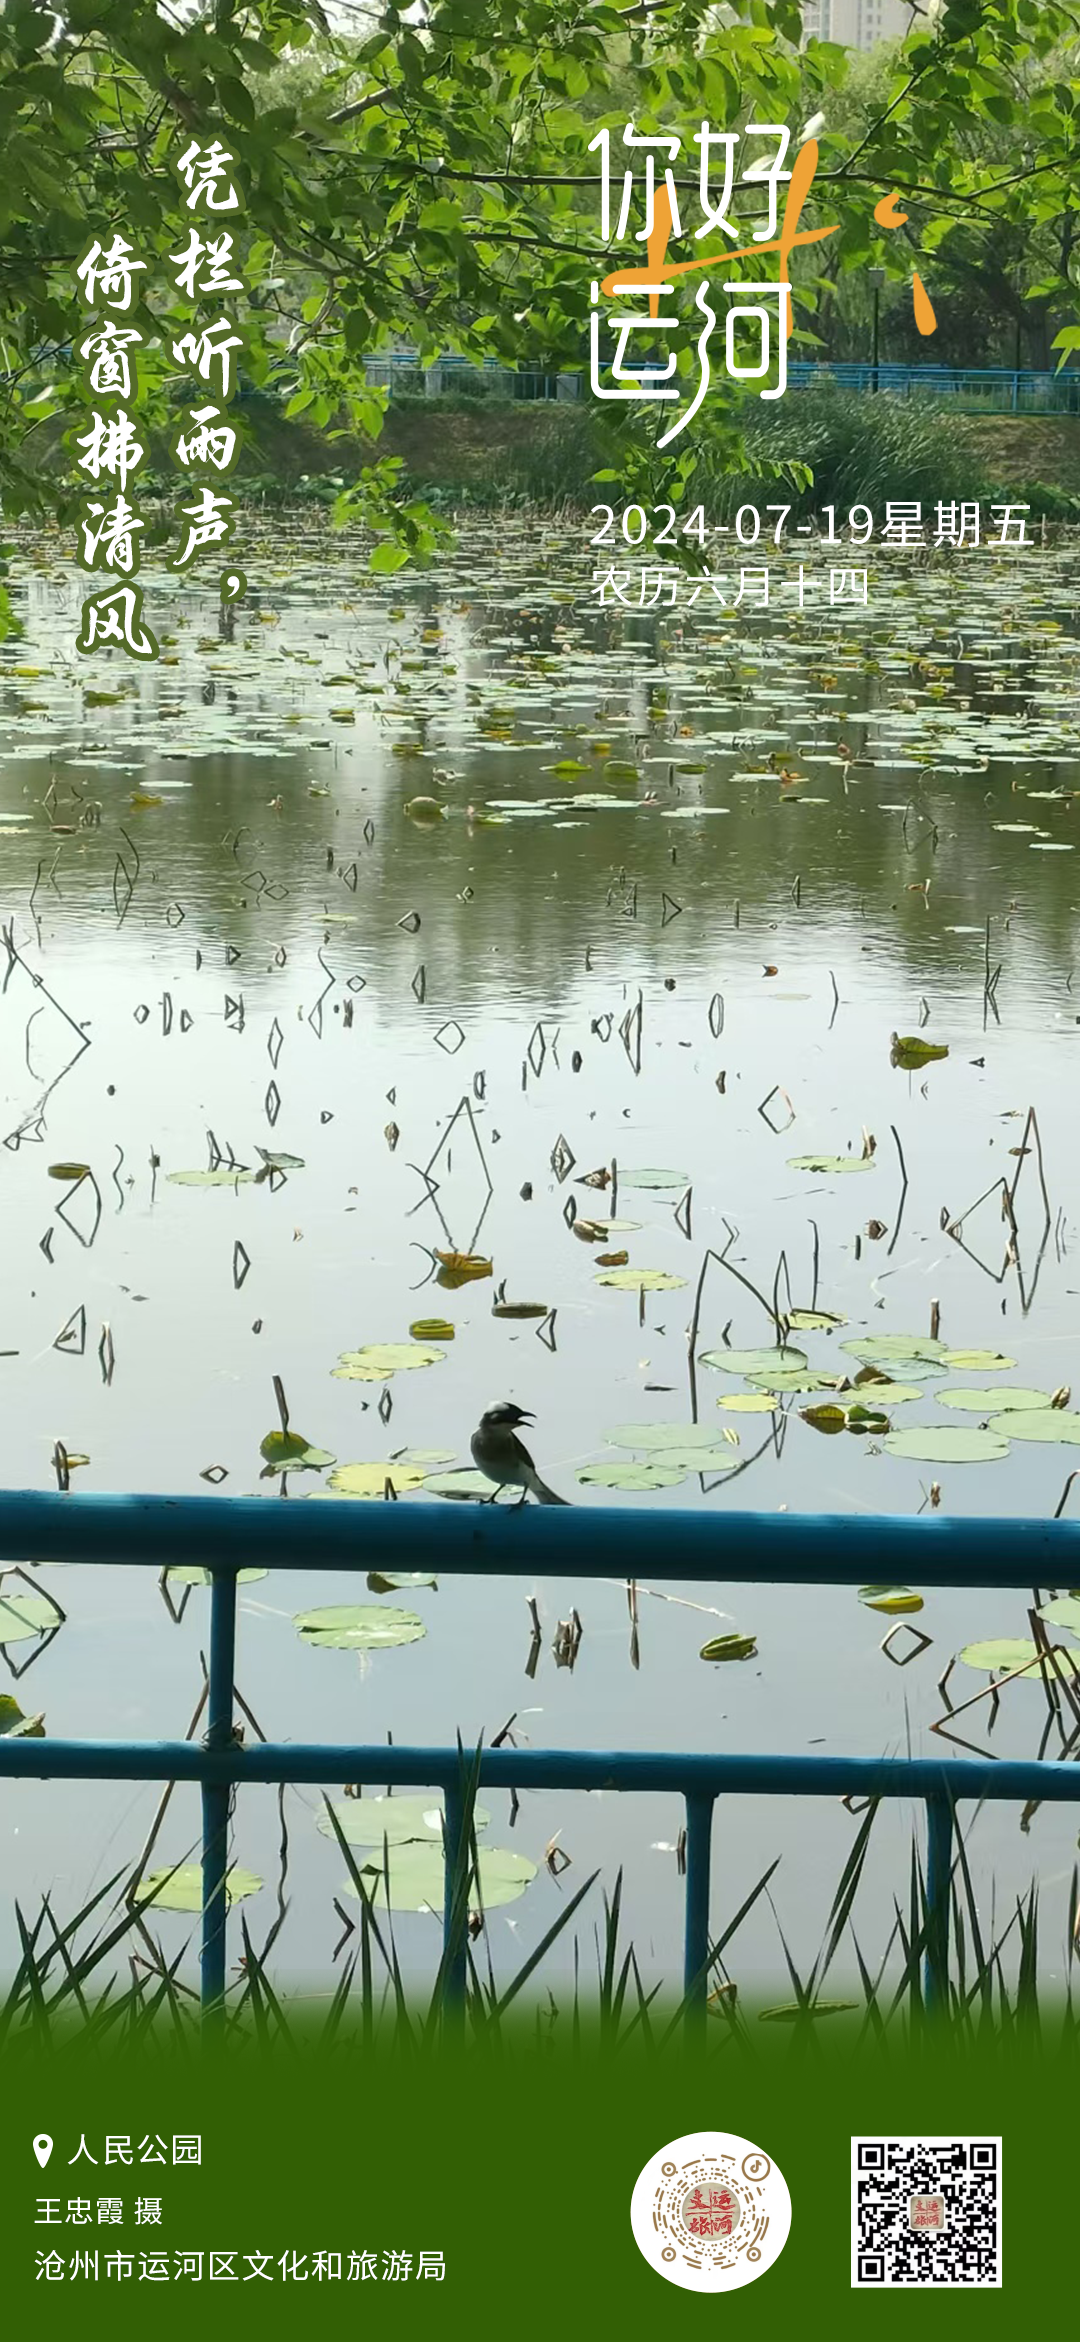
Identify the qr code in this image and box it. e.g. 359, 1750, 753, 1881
851, 2138, 1001, 2287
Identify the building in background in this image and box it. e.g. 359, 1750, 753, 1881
802, 0, 916, 42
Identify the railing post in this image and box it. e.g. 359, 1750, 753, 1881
201, 1567, 238, 2030
924, 1793, 953, 2011
683, 1790, 716, 2038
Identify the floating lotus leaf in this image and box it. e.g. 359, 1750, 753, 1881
699, 1346, 808, 1376
1037, 1597, 1080, 1634
434, 1250, 492, 1289
491, 1301, 549, 1319
260, 1431, 335, 1476
595, 1268, 687, 1291
988, 1410, 1080, 1445
423, 1469, 500, 1501
318, 1795, 487, 1847
786, 1154, 875, 1173
843, 1382, 922, 1407
616, 1169, 691, 1189
937, 1387, 1050, 1413
745, 1367, 844, 1393
333, 1342, 446, 1382
576, 1461, 689, 1491
293, 1604, 426, 1650
0, 1694, 44, 1736
801, 1403, 848, 1435
700, 1634, 757, 1662
409, 1318, 455, 1340
883, 1427, 1011, 1463
48, 1162, 91, 1181
165, 1566, 267, 1586
255, 1149, 305, 1170
958, 1638, 1080, 1676
716, 1392, 778, 1412
328, 1461, 429, 1498
342, 1843, 536, 1913
890, 1036, 949, 1068
841, 1335, 946, 1361
939, 1350, 1017, 1372
135, 1865, 262, 1913
859, 1586, 924, 1614
366, 1570, 438, 1593
786, 1309, 846, 1330
0, 1591, 63, 1645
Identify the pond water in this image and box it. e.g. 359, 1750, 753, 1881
3, 515, 1080, 2005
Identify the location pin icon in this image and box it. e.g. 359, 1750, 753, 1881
33, 2135, 53, 2169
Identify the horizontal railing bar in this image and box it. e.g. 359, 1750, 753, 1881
0, 1490, 1075, 1584
0, 1740, 1077, 1802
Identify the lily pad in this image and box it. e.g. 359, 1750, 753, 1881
135, 1865, 262, 1913
699, 1346, 808, 1376
858, 1586, 924, 1614
333, 1342, 446, 1382
342, 1843, 536, 1913
422, 1469, 500, 1501
937, 1387, 1050, 1413
700, 1634, 757, 1662
293, 1604, 426, 1650
1037, 1598, 1080, 1634
260, 1431, 335, 1476
328, 1461, 429, 1498
318, 1795, 486, 1847
745, 1367, 845, 1393
841, 1335, 947, 1362
576, 1461, 689, 1491
786, 1308, 846, 1330
0, 1591, 63, 1645
366, 1570, 438, 1593
988, 1410, 1080, 1445
957, 1638, 1076, 1676
883, 1427, 1011, 1464
891, 1036, 949, 1068
616, 1169, 690, 1188
595, 1268, 687, 1291
787, 1153, 875, 1174
716, 1392, 778, 1412
800, 1403, 847, 1435
164, 1566, 267, 1586
0, 1694, 44, 1736
842, 1382, 922, 1407
409, 1318, 455, 1341
939, 1350, 1017, 1372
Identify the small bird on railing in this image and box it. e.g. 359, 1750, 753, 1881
470, 1402, 569, 1505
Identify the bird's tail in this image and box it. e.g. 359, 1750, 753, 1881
525, 1465, 570, 1506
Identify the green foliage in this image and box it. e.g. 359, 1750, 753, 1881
4, 0, 1080, 567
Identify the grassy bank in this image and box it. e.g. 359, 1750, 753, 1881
223, 383, 1080, 520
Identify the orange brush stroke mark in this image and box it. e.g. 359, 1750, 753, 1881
874, 191, 909, 229
912, 271, 937, 335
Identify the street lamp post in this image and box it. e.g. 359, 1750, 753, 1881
868, 266, 885, 394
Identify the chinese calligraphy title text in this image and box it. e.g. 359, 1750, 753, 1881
589, 120, 937, 442
74, 139, 247, 664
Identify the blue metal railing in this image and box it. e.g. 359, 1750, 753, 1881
0, 1492, 1077, 2030
360, 352, 1080, 414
